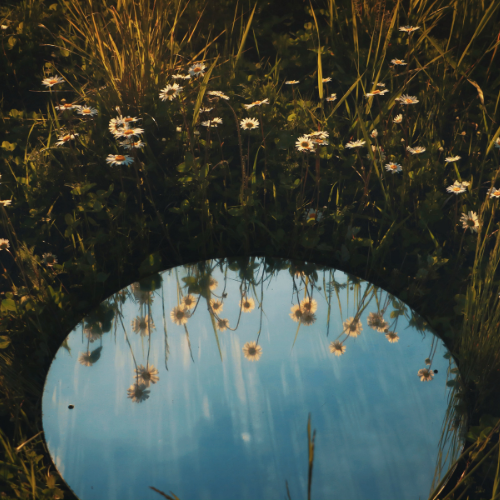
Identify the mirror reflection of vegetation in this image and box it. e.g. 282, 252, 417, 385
44, 257, 460, 500
1, 0, 500, 498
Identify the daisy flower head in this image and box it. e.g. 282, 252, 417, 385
445, 156, 461, 163
122, 115, 141, 126
396, 94, 419, 105
385, 162, 402, 174
399, 26, 420, 33
109, 117, 124, 135
372, 82, 386, 87
407, 146, 426, 155
394, 114, 403, 123
343, 317, 363, 337
240, 118, 260, 130
55, 133, 78, 147
207, 90, 229, 100
322, 77, 332, 83
391, 58, 407, 66
0, 239, 9, 251
285, 80, 299, 84
326, 93, 337, 102
42, 75, 65, 88
296, 136, 315, 153
418, 368, 434, 382
243, 341, 262, 361
115, 126, 144, 139
495, 137, 500, 148
0, 200, 11, 207
243, 98, 269, 109
289, 304, 303, 322
182, 294, 197, 310
170, 305, 190, 325
77, 106, 98, 117
134, 364, 159, 388
300, 298, 317, 314
172, 73, 190, 80
200, 107, 213, 113
460, 211, 480, 233
42, 253, 57, 266
106, 154, 134, 166
210, 298, 223, 314
55, 102, 80, 112
370, 129, 378, 138
488, 187, 500, 199
308, 131, 329, 140
345, 139, 366, 149
78, 350, 98, 367
446, 181, 467, 195
119, 139, 145, 150
131, 315, 155, 336
201, 117, 223, 128
127, 383, 150, 403
367, 312, 389, 332
240, 296, 255, 313
188, 62, 206, 77
365, 89, 389, 97
329, 341, 346, 356
217, 318, 230, 332
159, 83, 183, 101
386, 331, 399, 343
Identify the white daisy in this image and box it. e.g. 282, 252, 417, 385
372, 82, 386, 87
345, 139, 366, 149
385, 331, 399, 343
285, 80, 299, 84
391, 58, 407, 66
495, 137, 500, 148
172, 73, 190, 80
159, 83, 183, 101
0, 239, 10, 251
385, 162, 402, 174
393, 114, 403, 123
131, 315, 155, 336
399, 26, 420, 33
181, 294, 197, 310
446, 181, 467, 195
201, 117, 223, 127
188, 62, 206, 77
0, 200, 12, 207
445, 156, 461, 162
322, 77, 332, 83
207, 90, 229, 100
407, 146, 426, 154
199, 107, 213, 113
296, 136, 315, 152
326, 93, 337, 102
106, 154, 134, 166
210, 298, 223, 313
77, 106, 98, 117
488, 187, 500, 199
42, 253, 57, 266
289, 304, 303, 322
396, 94, 419, 105
365, 89, 389, 97
114, 127, 144, 139
119, 139, 145, 150
329, 341, 346, 356
55, 102, 80, 111
460, 211, 480, 233
243, 98, 269, 109
55, 133, 78, 146
301, 311, 316, 326
42, 75, 64, 87
240, 118, 260, 130
367, 312, 389, 332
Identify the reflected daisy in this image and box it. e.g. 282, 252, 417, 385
42, 253, 58, 266
83, 324, 103, 343
240, 297, 255, 313
134, 364, 159, 387
217, 318, 229, 332
300, 298, 317, 314
301, 311, 316, 326
210, 298, 223, 314
460, 211, 480, 233
106, 154, 134, 166
343, 317, 363, 337
78, 347, 102, 367
385, 162, 402, 174
445, 156, 461, 163
329, 341, 346, 356
207, 90, 229, 100
391, 58, 407, 65
182, 294, 197, 310
240, 118, 260, 130
418, 368, 434, 382
425, 358, 432, 366
170, 305, 190, 325
208, 277, 218, 290
243, 341, 262, 361
77, 106, 98, 117
385, 331, 399, 343
326, 93, 337, 102
159, 83, 183, 101
243, 98, 269, 109
130, 283, 154, 305
131, 315, 155, 336
488, 187, 500, 199
296, 136, 314, 152
396, 94, 419, 105
55, 133, 78, 147
446, 181, 467, 195
189, 62, 206, 77
42, 75, 64, 87
394, 114, 403, 123
127, 383, 150, 403
0, 239, 9, 251
345, 139, 365, 149
367, 312, 389, 332
289, 304, 303, 322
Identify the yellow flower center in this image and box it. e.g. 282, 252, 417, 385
124, 117, 133, 122
405, 99, 413, 104
63, 135, 71, 141
123, 130, 133, 135
115, 155, 125, 161
64, 103, 72, 108
194, 67, 202, 73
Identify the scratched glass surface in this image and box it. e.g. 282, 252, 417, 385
42, 258, 460, 500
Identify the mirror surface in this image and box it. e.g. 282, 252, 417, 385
42, 258, 460, 500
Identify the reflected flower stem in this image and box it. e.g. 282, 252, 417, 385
307, 414, 316, 500
117, 310, 140, 385
183, 324, 194, 363
161, 282, 170, 371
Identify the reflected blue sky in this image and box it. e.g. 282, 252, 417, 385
42, 259, 457, 500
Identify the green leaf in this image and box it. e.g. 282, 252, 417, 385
1, 299, 16, 312
1, 141, 17, 152
0, 336, 11, 349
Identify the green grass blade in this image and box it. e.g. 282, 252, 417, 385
192, 55, 219, 129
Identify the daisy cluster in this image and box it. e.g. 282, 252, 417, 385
106, 111, 144, 166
